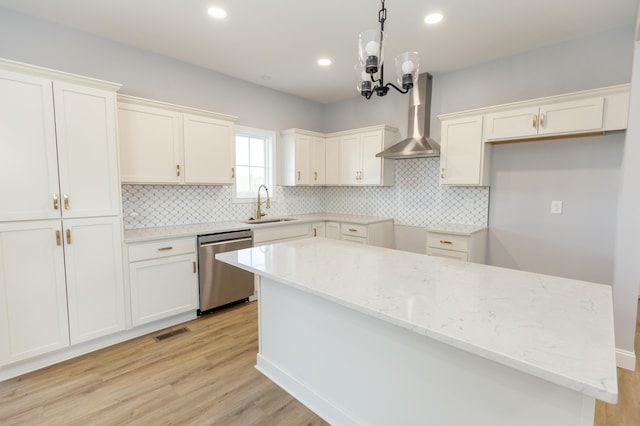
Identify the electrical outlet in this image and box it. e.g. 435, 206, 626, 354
465, 199, 474, 210
551, 200, 563, 214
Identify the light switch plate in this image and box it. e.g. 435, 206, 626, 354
551, 200, 563, 214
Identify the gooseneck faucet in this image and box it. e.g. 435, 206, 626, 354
256, 184, 270, 220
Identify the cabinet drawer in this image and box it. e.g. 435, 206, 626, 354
253, 223, 310, 244
342, 235, 367, 244
128, 237, 196, 262
426, 232, 469, 252
427, 247, 468, 261
341, 223, 368, 238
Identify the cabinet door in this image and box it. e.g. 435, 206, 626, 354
325, 137, 340, 185
310, 137, 326, 185
312, 222, 325, 237
339, 134, 361, 185
54, 82, 121, 217
325, 222, 340, 239
360, 131, 383, 185
0, 220, 69, 365
426, 247, 468, 261
63, 217, 125, 344
117, 102, 182, 184
484, 106, 539, 141
440, 116, 485, 185
294, 134, 311, 185
538, 97, 604, 136
183, 113, 235, 184
129, 254, 198, 326
0, 70, 60, 222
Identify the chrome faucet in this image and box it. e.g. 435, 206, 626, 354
256, 184, 270, 220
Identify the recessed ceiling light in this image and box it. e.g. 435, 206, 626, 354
424, 12, 443, 24
208, 7, 227, 19
318, 58, 332, 66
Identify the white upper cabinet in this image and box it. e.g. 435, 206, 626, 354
325, 136, 340, 185
483, 85, 629, 143
0, 70, 60, 222
338, 127, 396, 186
183, 113, 235, 184
117, 95, 237, 185
117, 102, 182, 184
0, 67, 120, 222
278, 129, 325, 186
439, 115, 489, 186
53, 82, 121, 217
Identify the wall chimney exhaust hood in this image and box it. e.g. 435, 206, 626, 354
376, 72, 440, 159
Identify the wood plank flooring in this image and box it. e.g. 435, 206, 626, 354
1, 299, 638, 425
0, 302, 327, 425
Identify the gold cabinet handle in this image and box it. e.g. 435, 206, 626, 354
440, 168, 445, 179
439, 240, 453, 245
63, 194, 69, 210
297, 171, 301, 181
231, 167, 235, 178
53, 194, 59, 210
176, 164, 181, 177
55, 230, 61, 246
314, 171, 318, 181
533, 114, 538, 128
348, 228, 358, 232
313, 228, 317, 237
66, 229, 71, 244
540, 113, 545, 128
157, 246, 173, 251
193, 261, 197, 273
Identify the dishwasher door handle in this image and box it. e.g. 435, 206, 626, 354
199, 237, 253, 248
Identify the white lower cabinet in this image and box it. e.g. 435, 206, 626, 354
339, 221, 394, 248
253, 223, 311, 246
63, 217, 125, 344
311, 222, 325, 238
127, 237, 198, 327
0, 217, 125, 366
325, 222, 340, 239
426, 227, 487, 263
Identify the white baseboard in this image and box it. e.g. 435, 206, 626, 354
616, 348, 636, 371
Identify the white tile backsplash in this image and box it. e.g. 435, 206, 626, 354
122, 157, 489, 229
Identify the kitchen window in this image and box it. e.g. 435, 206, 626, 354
233, 126, 275, 202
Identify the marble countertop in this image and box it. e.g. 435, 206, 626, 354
217, 238, 618, 403
427, 223, 487, 235
123, 213, 394, 242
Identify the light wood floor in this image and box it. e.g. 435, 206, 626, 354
1, 300, 638, 425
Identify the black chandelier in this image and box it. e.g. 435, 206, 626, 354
356, 0, 420, 99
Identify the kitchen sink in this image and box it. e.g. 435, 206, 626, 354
241, 218, 297, 225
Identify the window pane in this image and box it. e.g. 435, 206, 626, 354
235, 166, 251, 194
235, 136, 250, 166
250, 137, 265, 167
249, 166, 265, 192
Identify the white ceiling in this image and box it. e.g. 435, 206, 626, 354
0, 0, 637, 104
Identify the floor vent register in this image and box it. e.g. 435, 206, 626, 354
154, 327, 190, 342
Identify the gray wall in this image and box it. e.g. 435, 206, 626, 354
612, 18, 640, 356
0, 7, 325, 132
326, 26, 634, 287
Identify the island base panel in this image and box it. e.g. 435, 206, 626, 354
256, 276, 595, 426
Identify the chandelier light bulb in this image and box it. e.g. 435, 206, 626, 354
401, 60, 416, 74
365, 40, 380, 56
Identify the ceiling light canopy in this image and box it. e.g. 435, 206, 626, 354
355, 0, 419, 99
207, 7, 227, 19
424, 13, 443, 24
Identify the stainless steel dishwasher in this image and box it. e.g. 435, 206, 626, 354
197, 229, 254, 315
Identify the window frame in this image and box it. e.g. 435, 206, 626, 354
232, 126, 277, 204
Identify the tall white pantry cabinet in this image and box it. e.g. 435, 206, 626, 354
0, 60, 125, 367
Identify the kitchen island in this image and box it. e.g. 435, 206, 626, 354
216, 238, 617, 426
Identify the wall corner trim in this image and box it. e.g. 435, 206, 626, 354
615, 348, 637, 371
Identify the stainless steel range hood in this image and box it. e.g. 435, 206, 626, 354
376, 72, 440, 159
